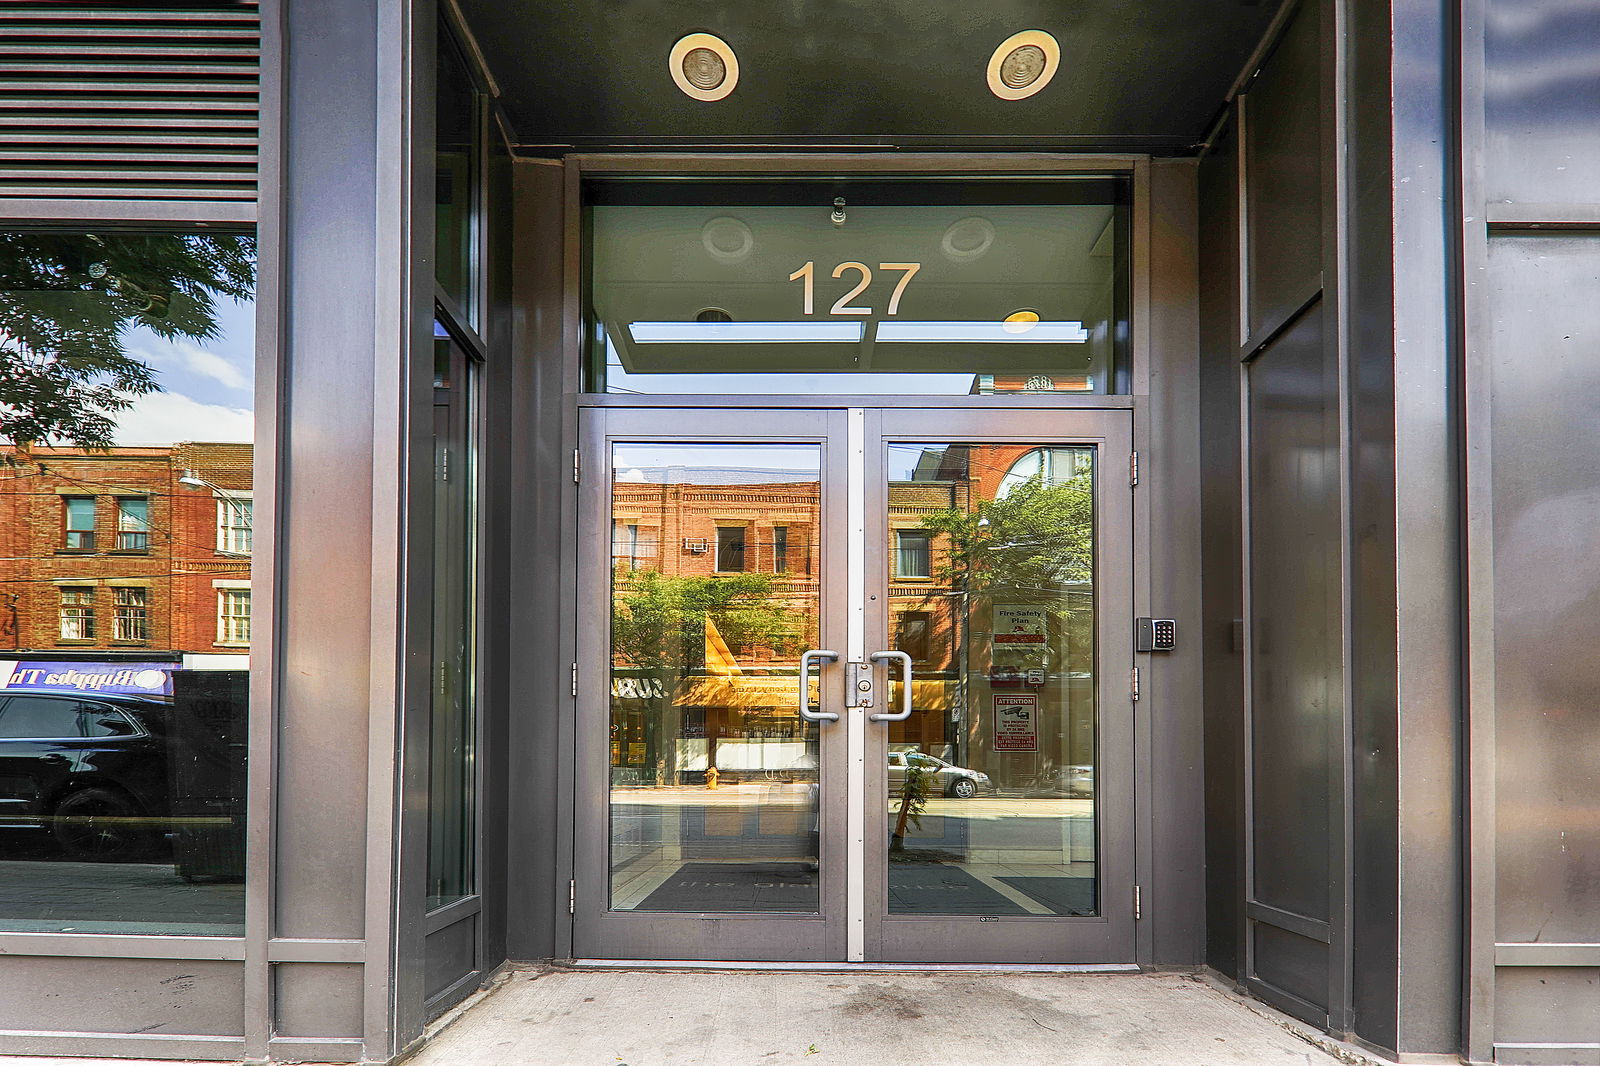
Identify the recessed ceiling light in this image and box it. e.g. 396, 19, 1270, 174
1003, 310, 1041, 334
670, 33, 739, 102
941, 216, 996, 262
701, 216, 754, 262
987, 30, 1060, 101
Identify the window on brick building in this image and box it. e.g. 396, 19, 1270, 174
116, 498, 149, 551
715, 525, 747, 572
217, 496, 253, 555
897, 611, 931, 662
773, 526, 788, 573
217, 588, 251, 644
895, 530, 931, 579
59, 587, 95, 640
113, 588, 149, 642
63, 497, 95, 550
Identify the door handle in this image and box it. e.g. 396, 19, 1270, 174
798, 649, 840, 722
868, 650, 912, 722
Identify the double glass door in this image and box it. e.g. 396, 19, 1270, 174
574, 407, 1134, 963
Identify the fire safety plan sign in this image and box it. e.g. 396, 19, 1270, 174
993, 604, 1048, 668
993, 694, 1039, 752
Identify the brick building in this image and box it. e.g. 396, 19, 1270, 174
0, 443, 253, 658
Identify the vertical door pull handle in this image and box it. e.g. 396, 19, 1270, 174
799, 649, 841, 722
867, 650, 913, 722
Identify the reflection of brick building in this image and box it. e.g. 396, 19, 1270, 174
0, 444, 252, 657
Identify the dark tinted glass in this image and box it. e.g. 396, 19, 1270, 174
0, 698, 84, 739
586, 179, 1130, 395
436, 26, 477, 318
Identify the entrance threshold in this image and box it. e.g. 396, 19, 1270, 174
566, 959, 1142, 974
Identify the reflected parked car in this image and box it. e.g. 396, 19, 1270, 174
887, 750, 992, 799
0, 689, 172, 861
1022, 764, 1095, 798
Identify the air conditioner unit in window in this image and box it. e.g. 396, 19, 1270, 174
682, 538, 710, 553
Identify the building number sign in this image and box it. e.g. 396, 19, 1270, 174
787, 261, 921, 316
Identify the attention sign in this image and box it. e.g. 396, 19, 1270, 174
993, 694, 1038, 752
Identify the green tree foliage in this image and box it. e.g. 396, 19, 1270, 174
611, 569, 804, 674
917, 468, 1096, 658
0, 232, 256, 449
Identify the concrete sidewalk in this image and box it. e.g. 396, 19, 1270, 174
407, 968, 1385, 1066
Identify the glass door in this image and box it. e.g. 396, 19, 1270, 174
864, 408, 1135, 963
573, 408, 851, 961
572, 406, 1134, 965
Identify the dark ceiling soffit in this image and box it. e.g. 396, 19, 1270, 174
509, 136, 1205, 159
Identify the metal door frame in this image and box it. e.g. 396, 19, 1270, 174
572, 406, 851, 961
865, 407, 1137, 964
572, 405, 1136, 965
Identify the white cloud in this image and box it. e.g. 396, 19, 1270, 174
128, 338, 251, 392
112, 390, 253, 446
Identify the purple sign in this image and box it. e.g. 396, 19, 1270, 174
0, 660, 174, 696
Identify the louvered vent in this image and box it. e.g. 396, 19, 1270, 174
0, 1, 259, 204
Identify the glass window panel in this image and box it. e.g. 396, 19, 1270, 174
586, 179, 1129, 396
427, 334, 478, 910
435, 23, 478, 319
0, 230, 254, 934
0, 697, 87, 739
608, 443, 822, 913
883, 442, 1099, 917
63, 497, 95, 550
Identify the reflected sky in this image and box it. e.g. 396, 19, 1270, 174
114, 294, 255, 445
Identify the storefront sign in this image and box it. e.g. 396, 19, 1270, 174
0, 660, 174, 696
993, 694, 1038, 752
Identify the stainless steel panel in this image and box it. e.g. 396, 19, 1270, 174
1484, 3, 1600, 206
273, 961, 363, 1039
1247, 301, 1337, 925
1253, 922, 1330, 1013
1243, 3, 1323, 343
1493, 969, 1600, 1047
0, 956, 244, 1035
1486, 236, 1600, 945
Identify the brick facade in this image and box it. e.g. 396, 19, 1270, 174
0, 443, 252, 657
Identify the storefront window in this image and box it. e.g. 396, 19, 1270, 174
585, 179, 1130, 395
0, 230, 255, 935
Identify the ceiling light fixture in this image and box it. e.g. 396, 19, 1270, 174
987, 30, 1060, 101
670, 33, 739, 102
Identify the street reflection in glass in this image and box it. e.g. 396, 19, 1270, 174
608, 444, 823, 913
883, 443, 1098, 917
0, 232, 254, 934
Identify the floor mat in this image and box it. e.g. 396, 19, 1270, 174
887, 863, 1029, 915
634, 862, 819, 912
997, 875, 1097, 916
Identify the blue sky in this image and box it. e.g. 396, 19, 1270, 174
112, 294, 255, 446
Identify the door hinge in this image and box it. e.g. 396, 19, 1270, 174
1130, 666, 1141, 702
569, 879, 576, 915
1129, 450, 1139, 487
1134, 884, 1142, 920
573, 448, 581, 483
571, 662, 578, 697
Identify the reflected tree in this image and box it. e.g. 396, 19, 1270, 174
611, 570, 804, 784
0, 232, 255, 449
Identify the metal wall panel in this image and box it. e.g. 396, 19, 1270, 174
424, 915, 477, 1002
273, 962, 364, 1039
0, 2, 259, 203
1244, 4, 1324, 341
1483, 2, 1600, 207
1247, 303, 1336, 930
1198, 116, 1246, 982
1486, 236, 1600, 946
0, 957, 244, 1035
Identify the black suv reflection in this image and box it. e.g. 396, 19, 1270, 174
0, 689, 174, 862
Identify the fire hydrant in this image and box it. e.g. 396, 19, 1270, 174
705, 766, 720, 790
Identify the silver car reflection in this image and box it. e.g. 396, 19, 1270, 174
886, 750, 992, 799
